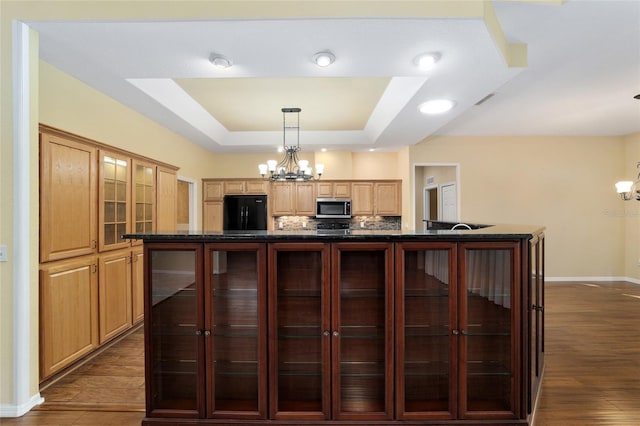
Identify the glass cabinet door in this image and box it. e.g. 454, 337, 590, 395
206, 243, 267, 419
133, 160, 155, 240
146, 244, 203, 417
268, 243, 330, 420
332, 243, 393, 420
396, 242, 456, 420
99, 151, 130, 251
459, 242, 519, 419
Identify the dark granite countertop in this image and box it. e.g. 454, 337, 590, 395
123, 223, 544, 242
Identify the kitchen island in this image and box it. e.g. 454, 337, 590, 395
125, 222, 545, 425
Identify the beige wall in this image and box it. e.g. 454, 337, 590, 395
410, 135, 632, 278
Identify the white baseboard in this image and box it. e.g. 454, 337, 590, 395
0, 394, 44, 418
546, 276, 640, 285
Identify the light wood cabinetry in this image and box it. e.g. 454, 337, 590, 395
39, 124, 178, 381
271, 182, 295, 216
132, 248, 145, 324
156, 166, 177, 233
351, 182, 374, 215
294, 182, 315, 215
316, 181, 351, 198
98, 249, 133, 343
374, 181, 401, 216
40, 132, 97, 262
203, 201, 224, 232
39, 255, 99, 379
203, 180, 224, 201
352, 181, 401, 216
223, 179, 268, 195
99, 150, 131, 252
132, 159, 156, 240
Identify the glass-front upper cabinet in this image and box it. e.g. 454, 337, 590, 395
146, 244, 203, 418
132, 160, 155, 245
206, 243, 267, 419
458, 242, 520, 420
396, 242, 457, 420
332, 242, 394, 421
99, 151, 130, 251
268, 243, 330, 420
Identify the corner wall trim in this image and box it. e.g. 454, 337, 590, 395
0, 393, 44, 418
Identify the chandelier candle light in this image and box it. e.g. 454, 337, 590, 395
615, 162, 640, 201
259, 108, 324, 181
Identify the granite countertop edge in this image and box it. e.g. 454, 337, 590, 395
123, 224, 545, 242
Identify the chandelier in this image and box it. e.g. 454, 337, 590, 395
615, 162, 640, 201
259, 108, 324, 181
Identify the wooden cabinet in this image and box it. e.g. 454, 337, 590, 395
132, 248, 145, 324
39, 255, 99, 379
316, 181, 351, 199
271, 182, 295, 216
375, 181, 401, 216
156, 166, 177, 232
203, 180, 224, 201
351, 182, 374, 215
528, 233, 545, 414
224, 179, 268, 195
294, 182, 315, 215
99, 150, 131, 252
396, 241, 524, 421
141, 234, 541, 425
203, 201, 223, 232
39, 125, 179, 380
132, 159, 156, 240
98, 249, 133, 343
40, 132, 97, 262
352, 181, 401, 216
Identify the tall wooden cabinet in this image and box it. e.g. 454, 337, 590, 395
39, 124, 178, 380
139, 232, 542, 425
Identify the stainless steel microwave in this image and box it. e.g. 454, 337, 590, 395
316, 198, 352, 219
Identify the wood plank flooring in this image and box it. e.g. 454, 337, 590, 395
2, 281, 639, 425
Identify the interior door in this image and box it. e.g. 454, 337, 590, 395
440, 183, 457, 222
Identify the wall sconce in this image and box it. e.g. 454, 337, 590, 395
615, 162, 640, 201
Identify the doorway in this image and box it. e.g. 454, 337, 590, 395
177, 177, 196, 231
414, 164, 459, 230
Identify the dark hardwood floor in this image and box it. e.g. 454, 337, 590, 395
2, 281, 639, 425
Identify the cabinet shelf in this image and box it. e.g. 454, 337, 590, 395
467, 360, 511, 376
214, 324, 258, 337
278, 289, 321, 299
340, 289, 384, 299
213, 288, 257, 298
404, 324, 450, 337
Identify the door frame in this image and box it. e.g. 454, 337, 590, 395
412, 163, 460, 231
177, 176, 197, 232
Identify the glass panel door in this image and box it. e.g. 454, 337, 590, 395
207, 243, 266, 418
134, 162, 155, 234
397, 243, 456, 419
147, 245, 202, 417
269, 243, 330, 419
333, 243, 393, 420
460, 243, 518, 418
100, 153, 129, 251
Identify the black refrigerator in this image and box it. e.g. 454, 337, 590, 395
223, 195, 268, 230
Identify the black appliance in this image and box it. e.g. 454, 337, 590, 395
223, 195, 268, 231
316, 221, 351, 235
315, 198, 352, 219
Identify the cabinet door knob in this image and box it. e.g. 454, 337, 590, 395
195, 330, 202, 336
452, 329, 459, 335
333, 331, 339, 337
204, 330, 211, 337
323, 331, 330, 337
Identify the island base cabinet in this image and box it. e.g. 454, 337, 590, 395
142, 238, 542, 426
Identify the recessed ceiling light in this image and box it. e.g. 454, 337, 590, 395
418, 99, 456, 114
369, 148, 376, 152
209, 53, 232, 69
312, 51, 335, 67
413, 52, 440, 71
321, 148, 327, 152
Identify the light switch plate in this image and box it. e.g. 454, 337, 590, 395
0, 245, 7, 262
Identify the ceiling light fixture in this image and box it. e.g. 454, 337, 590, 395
615, 162, 640, 201
418, 99, 456, 114
413, 52, 440, 71
209, 53, 232, 69
312, 51, 335, 67
259, 108, 324, 181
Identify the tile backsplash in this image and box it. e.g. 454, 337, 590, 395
274, 216, 401, 231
